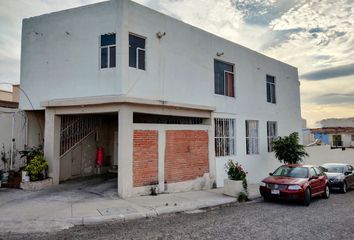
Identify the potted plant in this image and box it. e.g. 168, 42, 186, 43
224, 160, 248, 197
24, 154, 48, 182
20, 145, 44, 181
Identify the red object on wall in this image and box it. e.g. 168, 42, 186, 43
96, 147, 104, 166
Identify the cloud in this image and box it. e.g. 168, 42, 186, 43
301, 63, 354, 80
266, 0, 354, 73
311, 92, 354, 105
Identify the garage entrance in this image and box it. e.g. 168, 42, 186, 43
59, 113, 118, 182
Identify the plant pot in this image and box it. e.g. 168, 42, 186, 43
223, 179, 244, 197
22, 171, 28, 182
1, 171, 9, 183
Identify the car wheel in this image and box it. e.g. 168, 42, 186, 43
322, 185, 330, 199
342, 182, 347, 194
303, 188, 311, 206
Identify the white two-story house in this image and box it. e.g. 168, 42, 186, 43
20, 0, 302, 198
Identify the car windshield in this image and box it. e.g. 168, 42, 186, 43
273, 166, 308, 178
323, 165, 344, 173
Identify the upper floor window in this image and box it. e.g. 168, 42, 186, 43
266, 75, 276, 103
267, 121, 278, 152
100, 33, 116, 69
246, 120, 259, 155
129, 34, 146, 70
215, 118, 236, 157
214, 60, 234, 97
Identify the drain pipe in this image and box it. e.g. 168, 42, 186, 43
10, 112, 15, 170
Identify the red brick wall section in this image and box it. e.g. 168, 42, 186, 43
165, 130, 209, 183
133, 130, 158, 187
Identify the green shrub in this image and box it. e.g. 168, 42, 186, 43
237, 191, 249, 203
25, 154, 48, 181
272, 132, 308, 164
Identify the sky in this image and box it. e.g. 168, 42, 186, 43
0, 0, 353, 127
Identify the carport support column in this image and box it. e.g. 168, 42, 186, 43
44, 109, 61, 185
118, 107, 134, 198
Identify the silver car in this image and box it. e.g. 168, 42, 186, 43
320, 163, 354, 193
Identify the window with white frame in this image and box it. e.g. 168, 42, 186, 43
129, 34, 146, 70
246, 120, 259, 155
100, 33, 116, 69
267, 121, 277, 152
215, 118, 235, 157
266, 75, 276, 103
214, 60, 235, 97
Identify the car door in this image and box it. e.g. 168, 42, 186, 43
314, 167, 327, 191
347, 165, 354, 187
309, 167, 321, 194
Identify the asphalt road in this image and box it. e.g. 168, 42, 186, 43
2, 190, 354, 240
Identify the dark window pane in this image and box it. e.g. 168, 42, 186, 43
267, 83, 271, 102
271, 84, 276, 103
101, 47, 108, 68
109, 46, 116, 68
138, 48, 145, 70
129, 34, 145, 49
129, 44, 136, 68
267, 75, 275, 83
101, 34, 116, 46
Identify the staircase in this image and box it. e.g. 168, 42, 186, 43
60, 115, 100, 157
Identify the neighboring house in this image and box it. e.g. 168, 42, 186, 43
303, 118, 354, 168
19, 0, 302, 198
0, 85, 19, 109
310, 127, 354, 148
303, 118, 354, 148
0, 85, 28, 171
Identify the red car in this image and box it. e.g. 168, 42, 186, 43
259, 164, 330, 206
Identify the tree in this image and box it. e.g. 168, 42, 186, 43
272, 132, 308, 164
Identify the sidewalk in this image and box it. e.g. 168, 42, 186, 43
0, 179, 261, 234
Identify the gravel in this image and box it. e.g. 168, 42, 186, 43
1, 190, 354, 240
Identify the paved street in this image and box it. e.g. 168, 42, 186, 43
2, 190, 354, 240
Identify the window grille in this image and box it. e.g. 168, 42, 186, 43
267, 121, 277, 152
246, 120, 259, 155
215, 118, 236, 157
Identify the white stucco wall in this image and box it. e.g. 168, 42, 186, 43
305, 145, 354, 167
20, 0, 302, 186
20, 1, 122, 110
